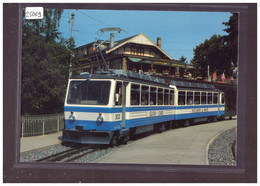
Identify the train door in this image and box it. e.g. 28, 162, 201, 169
217, 93, 220, 116
121, 82, 128, 129
115, 81, 128, 129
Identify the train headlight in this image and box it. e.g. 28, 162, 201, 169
97, 112, 103, 126
69, 112, 75, 122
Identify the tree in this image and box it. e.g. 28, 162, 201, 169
190, 13, 238, 79
179, 56, 188, 66
22, 9, 76, 115
191, 35, 231, 79
222, 13, 238, 67
22, 9, 63, 43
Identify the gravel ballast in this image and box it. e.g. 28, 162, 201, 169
20, 143, 129, 163
208, 127, 237, 166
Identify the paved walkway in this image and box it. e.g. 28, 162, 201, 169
20, 132, 62, 153
20, 119, 237, 165
95, 119, 237, 165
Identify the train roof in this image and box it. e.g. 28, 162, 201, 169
70, 70, 216, 90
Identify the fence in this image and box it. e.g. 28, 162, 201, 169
21, 113, 64, 137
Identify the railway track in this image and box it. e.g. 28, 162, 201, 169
36, 146, 100, 163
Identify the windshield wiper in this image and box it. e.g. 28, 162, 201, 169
70, 74, 92, 89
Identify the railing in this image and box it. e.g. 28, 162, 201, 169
21, 113, 64, 137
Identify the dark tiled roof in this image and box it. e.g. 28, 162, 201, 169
113, 34, 138, 47
76, 34, 138, 50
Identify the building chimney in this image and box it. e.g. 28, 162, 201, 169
110, 33, 114, 49
157, 37, 161, 48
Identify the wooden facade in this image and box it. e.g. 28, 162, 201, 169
75, 33, 190, 77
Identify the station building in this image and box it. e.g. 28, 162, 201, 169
75, 33, 192, 77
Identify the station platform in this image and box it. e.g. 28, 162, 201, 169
94, 118, 237, 165
20, 132, 62, 153
20, 118, 236, 165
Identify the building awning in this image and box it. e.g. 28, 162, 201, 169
126, 56, 188, 68
127, 57, 142, 63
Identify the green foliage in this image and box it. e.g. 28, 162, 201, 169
222, 13, 238, 66
191, 13, 238, 79
21, 9, 82, 115
179, 56, 188, 66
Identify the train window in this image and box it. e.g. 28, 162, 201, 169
131, 84, 140, 105
164, 89, 170, 105
67, 80, 111, 105
201, 92, 207, 104
208, 93, 213, 104
141, 85, 149, 105
150, 87, 157, 105
115, 82, 122, 105
170, 90, 174, 105
221, 93, 225, 104
178, 91, 186, 105
158, 88, 164, 105
194, 92, 201, 105
187, 92, 194, 105
213, 93, 218, 104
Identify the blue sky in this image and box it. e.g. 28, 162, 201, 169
59, 9, 232, 63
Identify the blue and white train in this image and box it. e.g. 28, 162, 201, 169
62, 70, 225, 145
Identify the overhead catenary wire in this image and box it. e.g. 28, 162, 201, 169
63, 10, 194, 61
76, 10, 128, 38
76, 9, 111, 27
60, 10, 129, 44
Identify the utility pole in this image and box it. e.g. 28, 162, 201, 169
207, 64, 210, 81
69, 12, 75, 78
70, 12, 75, 39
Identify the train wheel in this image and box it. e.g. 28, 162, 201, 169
212, 116, 218, 122
165, 123, 171, 130
159, 123, 166, 133
154, 123, 163, 133
110, 135, 119, 147
121, 135, 130, 144
218, 116, 224, 121
207, 117, 212, 123
183, 120, 190, 127
169, 121, 175, 129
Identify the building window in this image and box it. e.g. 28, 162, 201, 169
140, 48, 144, 56
131, 46, 144, 56
84, 48, 87, 55
131, 46, 135, 55
136, 47, 140, 54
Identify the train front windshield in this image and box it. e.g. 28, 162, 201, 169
67, 80, 111, 105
